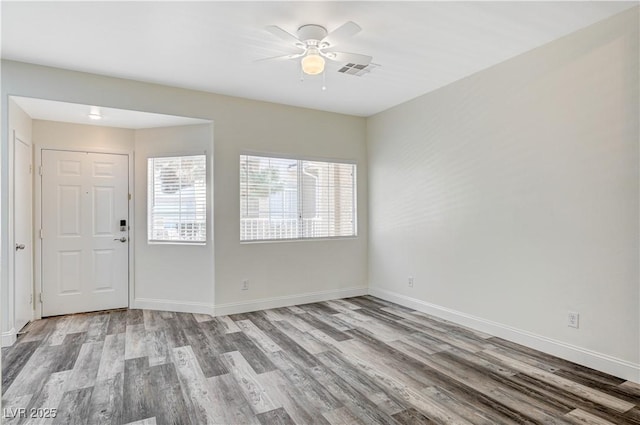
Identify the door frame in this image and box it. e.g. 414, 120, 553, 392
4, 130, 34, 346
34, 146, 135, 319
12, 130, 34, 332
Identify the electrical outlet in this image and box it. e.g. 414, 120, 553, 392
408, 276, 414, 287
242, 279, 249, 291
568, 311, 579, 328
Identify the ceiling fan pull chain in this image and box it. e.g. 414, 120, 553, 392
322, 71, 327, 91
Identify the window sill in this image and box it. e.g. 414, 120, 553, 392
148, 241, 207, 246
240, 236, 358, 245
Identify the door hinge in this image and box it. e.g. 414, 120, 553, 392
128, 193, 132, 201
29, 293, 33, 305
39, 229, 44, 239
38, 166, 43, 176
29, 164, 33, 174
39, 293, 43, 303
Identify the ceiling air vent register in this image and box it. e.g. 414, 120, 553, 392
338, 62, 379, 77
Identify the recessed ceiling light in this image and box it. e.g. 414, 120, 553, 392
88, 106, 102, 120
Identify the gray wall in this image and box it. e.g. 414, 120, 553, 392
2, 61, 368, 325
134, 124, 214, 311
367, 7, 639, 380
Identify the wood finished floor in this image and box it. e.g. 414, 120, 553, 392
1, 296, 639, 425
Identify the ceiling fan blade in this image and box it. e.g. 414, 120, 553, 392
323, 51, 372, 65
265, 25, 301, 45
254, 52, 305, 62
321, 21, 361, 46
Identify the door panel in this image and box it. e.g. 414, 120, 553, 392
93, 186, 114, 235
93, 249, 116, 291
14, 133, 33, 332
59, 185, 82, 235
59, 250, 81, 294
42, 150, 129, 316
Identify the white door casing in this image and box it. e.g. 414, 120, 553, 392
41, 150, 129, 316
14, 132, 33, 332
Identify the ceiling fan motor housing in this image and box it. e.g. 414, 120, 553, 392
297, 24, 328, 43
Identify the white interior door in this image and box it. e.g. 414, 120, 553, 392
41, 150, 129, 316
14, 132, 33, 331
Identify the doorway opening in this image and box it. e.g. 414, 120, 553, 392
5, 96, 212, 343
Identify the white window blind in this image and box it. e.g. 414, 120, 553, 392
148, 155, 206, 243
240, 154, 356, 241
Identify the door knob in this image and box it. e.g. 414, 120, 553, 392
113, 237, 128, 243
15, 243, 25, 250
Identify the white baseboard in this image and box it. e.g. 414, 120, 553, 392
2, 328, 17, 347
214, 286, 368, 317
133, 298, 214, 315
133, 286, 368, 318
369, 287, 640, 384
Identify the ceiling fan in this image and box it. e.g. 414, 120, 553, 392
260, 21, 373, 76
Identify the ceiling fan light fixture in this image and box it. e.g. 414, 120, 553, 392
264, 21, 371, 79
301, 49, 325, 75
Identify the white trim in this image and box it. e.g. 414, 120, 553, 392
2, 328, 17, 347
133, 297, 214, 315
214, 286, 368, 317
7, 130, 17, 342
128, 150, 136, 312
34, 145, 44, 320
369, 287, 640, 384
240, 235, 358, 245
240, 150, 357, 165
146, 151, 208, 159
7, 129, 35, 343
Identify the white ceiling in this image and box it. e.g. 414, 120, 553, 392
2, 1, 636, 117
11, 96, 211, 129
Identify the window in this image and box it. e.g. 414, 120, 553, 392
148, 155, 206, 243
240, 154, 356, 241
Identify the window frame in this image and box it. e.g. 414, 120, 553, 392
239, 152, 358, 243
147, 152, 208, 245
